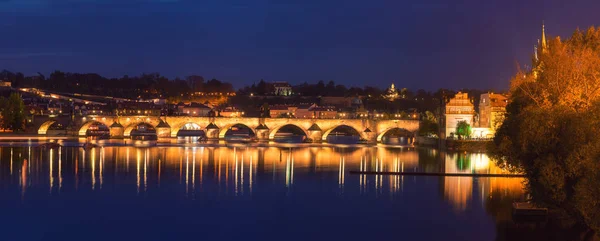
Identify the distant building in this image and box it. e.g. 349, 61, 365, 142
117, 102, 162, 116
272, 82, 293, 96
181, 102, 212, 117
383, 83, 399, 101
269, 105, 297, 118
219, 107, 244, 117
0, 81, 11, 88
477, 93, 508, 137
443, 92, 508, 138
150, 98, 167, 105
444, 92, 475, 138
309, 106, 337, 119
295, 103, 317, 118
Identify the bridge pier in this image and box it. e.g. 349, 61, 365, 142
364, 132, 377, 144
155, 120, 172, 138
109, 122, 124, 138
256, 129, 269, 141
206, 129, 219, 140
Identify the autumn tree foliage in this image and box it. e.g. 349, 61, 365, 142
492, 27, 600, 236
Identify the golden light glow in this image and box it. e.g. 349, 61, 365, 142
4, 146, 524, 205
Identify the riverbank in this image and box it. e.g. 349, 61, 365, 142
415, 136, 492, 152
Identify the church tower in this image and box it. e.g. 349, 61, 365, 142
540, 22, 548, 53
533, 22, 548, 79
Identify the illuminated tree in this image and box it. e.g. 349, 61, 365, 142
455, 121, 471, 139
492, 26, 600, 236
419, 112, 439, 137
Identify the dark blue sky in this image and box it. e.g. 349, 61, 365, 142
0, 0, 599, 91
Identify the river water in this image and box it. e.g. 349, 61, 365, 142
0, 143, 526, 241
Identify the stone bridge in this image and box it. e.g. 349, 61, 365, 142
35, 115, 420, 143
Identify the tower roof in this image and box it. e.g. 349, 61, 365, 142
541, 22, 548, 51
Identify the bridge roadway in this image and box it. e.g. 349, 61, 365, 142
36, 115, 420, 143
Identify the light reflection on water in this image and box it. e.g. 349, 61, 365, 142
0, 145, 526, 241
2, 146, 524, 209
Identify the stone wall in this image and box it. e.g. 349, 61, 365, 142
34, 115, 420, 144
415, 136, 439, 147
444, 139, 491, 152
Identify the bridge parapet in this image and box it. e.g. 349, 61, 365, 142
33, 115, 419, 143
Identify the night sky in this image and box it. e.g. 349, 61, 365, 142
0, 0, 599, 91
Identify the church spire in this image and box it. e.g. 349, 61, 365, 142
540, 22, 548, 52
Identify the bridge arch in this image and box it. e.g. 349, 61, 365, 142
377, 127, 414, 143
38, 120, 57, 135
268, 124, 309, 139
321, 124, 364, 141
78, 121, 110, 136
175, 122, 205, 136
218, 123, 255, 139
124, 122, 156, 137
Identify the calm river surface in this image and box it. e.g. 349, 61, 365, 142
0, 143, 526, 241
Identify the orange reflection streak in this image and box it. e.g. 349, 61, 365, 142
49, 148, 53, 193
136, 149, 141, 194
5, 146, 526, 204
126, 147, 130, 173
192, 148, 196, 194
99, 148, 103, 190
249, 155, 252, 194
234, 148, 238, 195
179, 149, 183, 184
82, 149, 86, 185
10, 148, 13, 176
240, 153, 244, 195
21, 159, 28, 199
285, 151, 290, 188
158, 158, 161, 188
58, 147, 62, 192
27, 147, 31, 178
91, 148, 96, 190
218, 149, 222, 188
199, 148, 203, 187
185, 148, 189, 196
144, 149, 148, 193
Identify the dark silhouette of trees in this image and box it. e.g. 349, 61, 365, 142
4, 70, 235, 99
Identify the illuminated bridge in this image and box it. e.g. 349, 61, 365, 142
36, 116, 419, 143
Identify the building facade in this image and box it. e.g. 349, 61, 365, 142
443, 92, 508, 138
181, 102, 212, 117
269, 105, 298, 118
272, 82, 293, 96
477, 93, 508, 137
444, 92, 475, 138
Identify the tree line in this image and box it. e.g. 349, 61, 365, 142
0, 71, 234, 99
